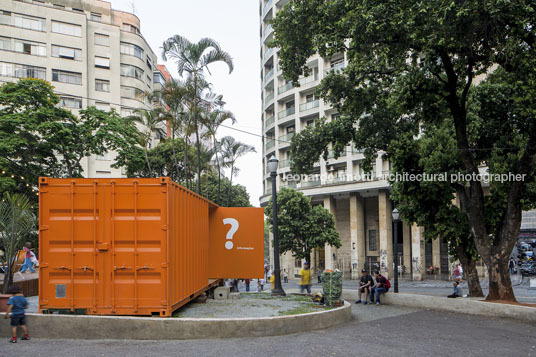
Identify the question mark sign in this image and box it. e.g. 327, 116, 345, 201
223, 218, 239, 250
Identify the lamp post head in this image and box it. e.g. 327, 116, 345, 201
392, 208, 400, 222
267, 155, 279, 174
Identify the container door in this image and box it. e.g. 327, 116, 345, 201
108, 181, 168, 315
208, 207, 264, 279
39, 180, 103, 313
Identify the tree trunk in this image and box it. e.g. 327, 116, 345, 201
144, 145, 152, 177
486, 249, 516, 301
184, 138, 189, 189
214, 136, 222, 204
227, 164, 234, 207
454, 243, 483, 297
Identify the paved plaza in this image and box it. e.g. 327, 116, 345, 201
4, 303, 536, 356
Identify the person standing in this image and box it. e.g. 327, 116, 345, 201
355, 269, 374, 304
19, 242, 35, 274
453, 264, 462, 282
4, 285, 30, 343
317, 268, 322, 284
283, 269, 288, 283
299, 262, 312, 294
245, 279, 250, 292
509, 258, 516, 275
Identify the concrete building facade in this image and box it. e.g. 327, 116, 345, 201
0, 0, 165, 178
259, 0, 449, 280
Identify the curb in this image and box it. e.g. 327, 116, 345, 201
0, 301, 352, 340
340, 290, 536, 323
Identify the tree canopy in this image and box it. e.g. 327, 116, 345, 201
264, 188, 340, 263
272, 0, 536, 300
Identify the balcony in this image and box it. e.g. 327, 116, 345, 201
279, 159, 291, 168
324, 62, 346, 74
299, 100, 319, 112
264, 92, 274, 105
263, 0, 273, 17
326, 176, 347, 184
264, 68, 274, 82
278, 82, 293, 94
264, 24, 273, 40
266, 140, 275, 151
352, 146, 364, 154
301, 180, 321, 188
265, 115, 275, 128
327, 150, 347, 159
299, 73, 318, 86
278, 106, 295, 120
278, 132, 295, 143
264, 47, 274, 60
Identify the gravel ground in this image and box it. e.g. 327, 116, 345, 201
174, 293, 329, 318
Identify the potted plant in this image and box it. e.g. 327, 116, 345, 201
0, 193, 36, 307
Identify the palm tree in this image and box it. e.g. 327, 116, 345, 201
130, 107, 166, 176
0, 193, 36, 293
202, 109, 236, 203
220, 136, 256, 206
162, 35, 234, 194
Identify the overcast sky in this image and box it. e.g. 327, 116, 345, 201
111, 0, 263, 206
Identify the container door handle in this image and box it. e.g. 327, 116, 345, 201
113, 265, 131, 271
136, 265, 154, 271
54, 266, 71, 271
77, 266, 94, 272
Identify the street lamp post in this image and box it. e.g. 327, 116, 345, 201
392, 208, 400, 293
268, 155, 285, 296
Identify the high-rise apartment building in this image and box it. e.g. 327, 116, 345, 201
0, 0, 168, 178
259, 0, 453, 280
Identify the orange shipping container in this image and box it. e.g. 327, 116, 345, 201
38, 177, 263, 316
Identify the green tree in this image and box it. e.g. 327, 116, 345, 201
201, 172, 251, 207
162, 35, 234, 194
202, 109, 236, 203
0, 79, 140, 198
0, 193, 36, 293
264, 188, 340, 264
219, 136, 256, 206
272, 0, 536, 301
119, 138, 197, 184
130, 107, 166, 176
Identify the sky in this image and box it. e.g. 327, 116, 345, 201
110, 0, 263, 206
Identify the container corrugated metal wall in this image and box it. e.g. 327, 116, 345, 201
38, 177, 217, 316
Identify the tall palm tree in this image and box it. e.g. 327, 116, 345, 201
162, 35, 234, 194
202, 109, 236, 203
220, 136, 256, 206
130, 107, 166, 176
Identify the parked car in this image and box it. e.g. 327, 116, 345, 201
520, 262, 536, 276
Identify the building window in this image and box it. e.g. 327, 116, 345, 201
94, 33, 109, 46
120, 42, 143, 59
368, 230, 377, 251
53, 4, 65, 9
71, 8, 84, 14
146, 56, 152, 70
95, 102, 109, 111
95, 171, 112, 178
120, 86, 143, 100
95, 79, 110, 92
120, 64, 143, 80
14, 14, 45, 31
146, 74, 151, 87
51, 45, 81, 60
0, 36, 11, 51
13, 64, 46, 79
95, 56, 110, 69
13, 39, 46, 56
0, 62, 13, 77
0, 11, 11, 25
122, 23, 140, 35
90, 12, 101, 22
51, 21, 82, 37
153, 72, 166, 86
52, 69, 82, 85
59, 96, 82, 109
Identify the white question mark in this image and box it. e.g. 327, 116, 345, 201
223, 218, 239, 250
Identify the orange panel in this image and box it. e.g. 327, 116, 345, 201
39, 177, 263, 316
208, 207, 265, 279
